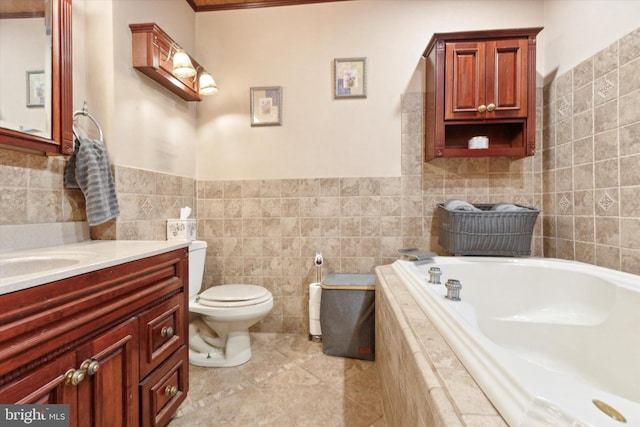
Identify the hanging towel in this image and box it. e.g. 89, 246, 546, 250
64, 136, 120, 226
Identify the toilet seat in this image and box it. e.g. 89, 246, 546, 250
198, 284, 272, 308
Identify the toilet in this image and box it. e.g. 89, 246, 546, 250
187, 240, 273, 367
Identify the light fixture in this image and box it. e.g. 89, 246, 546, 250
172, 50, 196, 78
198, 71, 218, 95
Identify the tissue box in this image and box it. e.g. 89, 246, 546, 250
166, 219, 196, 241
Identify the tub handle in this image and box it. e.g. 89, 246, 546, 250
445, 279, 462, 301
428, 267, 442, 285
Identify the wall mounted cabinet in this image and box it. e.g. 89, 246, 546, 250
130, 23, 203, 102
423, 27, 542, 161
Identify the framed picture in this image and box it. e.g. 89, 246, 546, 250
250, 86, 282, 126
26, 70, 46, 108
334, 57, 367, 99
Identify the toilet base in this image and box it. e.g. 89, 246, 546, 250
188, 327, 253, 367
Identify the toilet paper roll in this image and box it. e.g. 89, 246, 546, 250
310, 318, 322, 336
309, 282, 322, 336
309, 282, 322, 305
309, 302, 321, 320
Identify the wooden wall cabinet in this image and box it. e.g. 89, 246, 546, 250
130, 23, 203, 102
0, 248, 189, 427
423, 27, 542, 161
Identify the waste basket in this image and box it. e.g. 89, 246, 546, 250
319, 273, 375, 360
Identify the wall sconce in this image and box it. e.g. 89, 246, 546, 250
131, 23, 218, 101
169, 46, 217, 95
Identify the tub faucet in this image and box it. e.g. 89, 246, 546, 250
445, 279, 462, 301
427, 267, 442, 285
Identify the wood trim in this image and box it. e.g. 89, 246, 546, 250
0, 0, 73, 155
189, 0, 350, 12
424, 27, 543, 58
0, 12, 45, 19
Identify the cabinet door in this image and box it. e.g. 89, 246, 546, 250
77, 318, 139, 427
444, 41, 486, 120
0, 352, 78, 426
485, 38, 528, 118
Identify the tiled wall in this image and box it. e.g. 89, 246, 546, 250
0, 150, 196, 241
0, 150, 85, 225
195, 93, 543, 334
542, 26, 640, 274
100, 166, 197, 240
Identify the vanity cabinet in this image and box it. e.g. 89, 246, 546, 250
0, 248, 189, 427
423, 27, 542, 160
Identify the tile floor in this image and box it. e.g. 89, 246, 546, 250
168, 333, 387, 427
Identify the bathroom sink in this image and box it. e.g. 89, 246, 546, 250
0, 256, 81, 279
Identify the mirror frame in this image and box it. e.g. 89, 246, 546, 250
0, 0, 73, 155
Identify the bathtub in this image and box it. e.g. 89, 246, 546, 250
390, 257, 640, 427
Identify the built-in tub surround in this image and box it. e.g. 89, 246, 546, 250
376, 258, 640, 427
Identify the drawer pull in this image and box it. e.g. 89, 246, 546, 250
65, 368, 85, 386
477, 104, 487, 113
164, 385, 178, 397
161, 326, 175, 338
80, 359, 100, 376
486, 103, 496, 112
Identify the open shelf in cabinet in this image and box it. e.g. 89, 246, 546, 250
441, 121, 526, 157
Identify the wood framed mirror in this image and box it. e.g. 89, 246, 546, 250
0, 0, 73, 155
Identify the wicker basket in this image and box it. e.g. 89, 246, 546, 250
437, 203, 540, 256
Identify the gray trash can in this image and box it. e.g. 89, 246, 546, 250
319, 273, 376, 361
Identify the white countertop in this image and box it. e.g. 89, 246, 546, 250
0, 240, 189, 296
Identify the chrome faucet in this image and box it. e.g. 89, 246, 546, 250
445, 279, 462, 301
427, 267, 442, 285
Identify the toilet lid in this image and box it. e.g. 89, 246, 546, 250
198, 284, 272, 308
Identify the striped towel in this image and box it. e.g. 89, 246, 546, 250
64, 136, 120, 226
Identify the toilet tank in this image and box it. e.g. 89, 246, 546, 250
188, 240, 207, 297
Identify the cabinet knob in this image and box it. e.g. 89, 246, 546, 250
477, 104, 487, 113
80, 359, 100, 376
65, 368, 85, 386
165, 385, 178, 397
486, 103, 496, 112
161, 326, 175, 338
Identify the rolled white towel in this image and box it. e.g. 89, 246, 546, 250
491, 202, 529, 212
444, 199, 482, 212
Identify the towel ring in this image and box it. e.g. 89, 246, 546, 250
73, 102, 103, 142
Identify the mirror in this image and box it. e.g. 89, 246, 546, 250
0, 0, 73, 155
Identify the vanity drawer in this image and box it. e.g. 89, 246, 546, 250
139, 293, 184, 377
139, 349, 187, 427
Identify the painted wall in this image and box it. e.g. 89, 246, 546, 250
73, 0, 198, 179
542, 0, 640, 78
194, 0, 544, 181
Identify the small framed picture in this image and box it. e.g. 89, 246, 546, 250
334, 57, 367, 99
26, 70, 46, 108
250, 86, 282, 126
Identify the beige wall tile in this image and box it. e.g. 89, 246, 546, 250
620, 123, 640, 156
